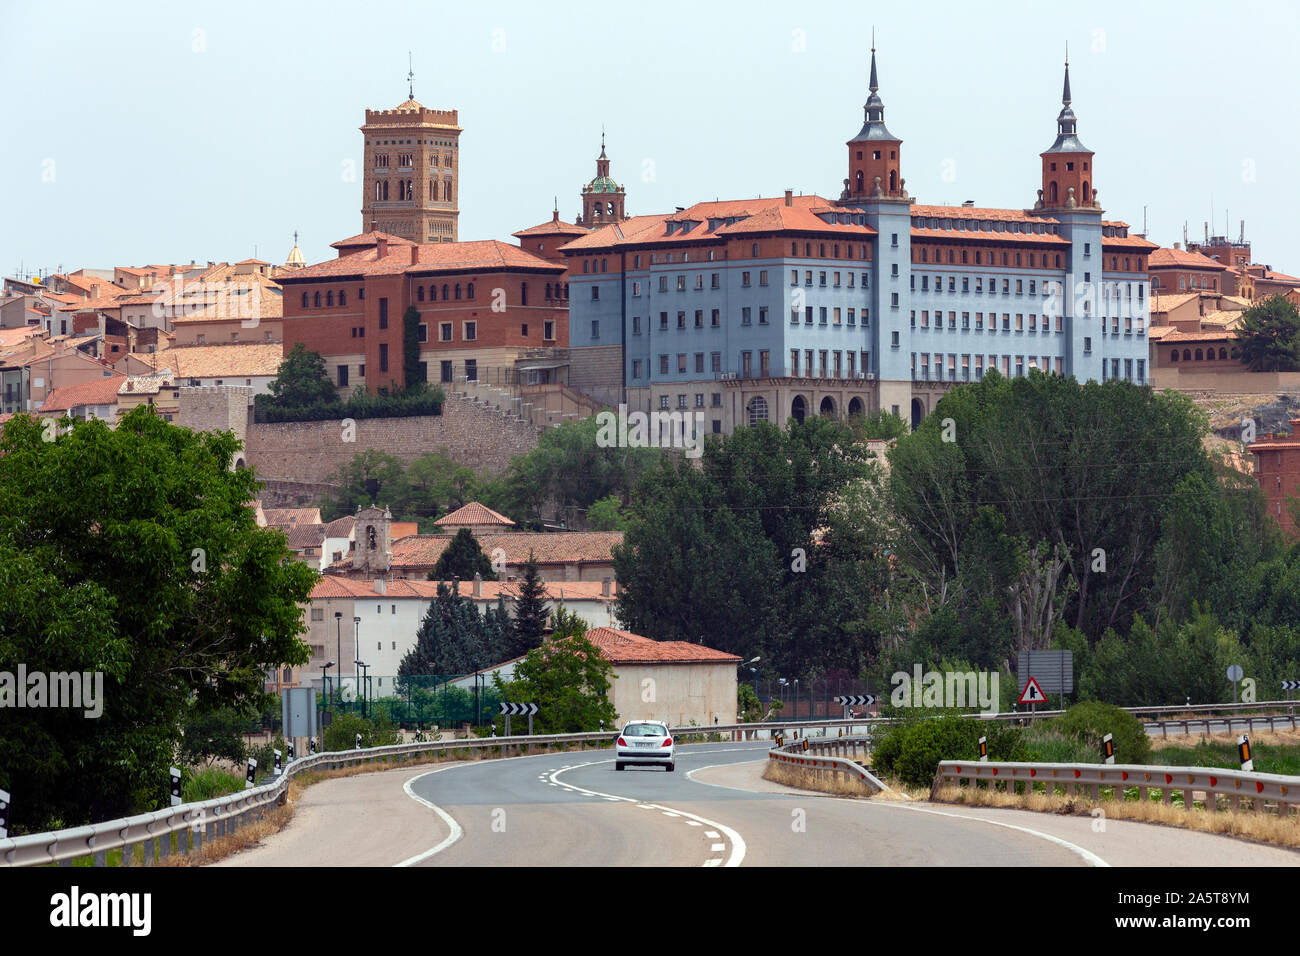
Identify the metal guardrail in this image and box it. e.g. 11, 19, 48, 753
933, 760, 1300, 815
767, 735, 889, 795
7, 701, 1298, 867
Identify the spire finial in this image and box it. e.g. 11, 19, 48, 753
869, 30, 879, 93
293, 230, 298, 246
407, 51, 414, 100
553, 196, 558, 213
599, 125, 607, 160
1062, 46, 1071, 106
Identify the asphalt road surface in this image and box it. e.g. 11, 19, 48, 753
215, 742, 1300, 867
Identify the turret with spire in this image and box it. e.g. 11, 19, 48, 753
841, 35, 905, 202
1037, 54, 1097, 210
578, 129, 626, 226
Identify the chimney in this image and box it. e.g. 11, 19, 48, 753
784, 189, 793, 207
473, 572, 482, 597
377, 237, 389, 258
410, 244, 419, 265
373, 578, 387, 594
552, 208, 559, 222
1173, 242, 1181, 251
601, 577, 611, 598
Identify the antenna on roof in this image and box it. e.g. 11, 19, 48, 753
407, 51, 414, 100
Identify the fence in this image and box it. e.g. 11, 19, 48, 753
933, 760, 1300, 816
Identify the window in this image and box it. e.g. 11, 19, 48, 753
711, 309, 720, 327
790, 349, 800, 376
677, 354, 687, 373
712, 392, 721, 407
677, 275, 687, 291
660, 312, 669, 331
711, 273, 720, 289
677, 311, 686, 329
464, 321, 477, 341
1083, 337, 1092, 354
441, 360, 453, 383
632, 359, 642, 379
379, 343, 388, 372
759, 270, 769, 286
659, 355, 669, 375
711, 352, 721, 372
759, 307, 768, 325
891, 330, 900, 348
678, 394, 687, 409
544, 320, 554, 340
591, 285, 600, 300
378, 297, 388, 329
632, 316, 641, 335
848, 308, 856, 326
440, 322, 452, 342
591, 320, 600, 339
337, 365, 349, 387
741, 307, 752, 326
660, 395, 670, 410
819, 307, 828, 326
695, 353, 705, 373
695, 310, 703, 328
742, 271, 751, 287
417, 323, 427, 343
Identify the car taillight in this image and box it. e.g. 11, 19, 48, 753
662, 738, 673, 747
617, 737, 627, 747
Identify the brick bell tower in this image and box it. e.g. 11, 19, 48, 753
841, 42, 904, 201
576, 132, 626, 228
1035, 58, 1098, 211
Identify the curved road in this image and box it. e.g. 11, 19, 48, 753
215, 742, 1300, 867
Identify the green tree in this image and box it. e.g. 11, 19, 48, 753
586, 493, 630, 531
494, 633, 618, 733
402, 305, 424, 392
1231, 295, 1300, 372
510, 552, 548, 656
320, 449, 406, 521
429, 528, 497, 582
263, 342, 338, 408
0, 408, 316, 830
177, 701, 251, 769
500, 416, 663, 527
549, 604, 591, 642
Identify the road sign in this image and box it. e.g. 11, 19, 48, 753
499, 702, 539, 716
978, 736, 988, 762
1238, 734, 1253, 772
1018, 678, 1047, 704
834, 695, 876, 707
281, 686, 318, 739
245, 759, 257, 789
1282, 680, 1299, 691
1227, 664, 1244, 682
169, 767, 182, 807
1017, 651, 1073, 695
1102, 733, 1115, 764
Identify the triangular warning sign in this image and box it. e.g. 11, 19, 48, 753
1019, 677, 1047, 704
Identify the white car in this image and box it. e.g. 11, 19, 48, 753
615, 720, 675, 771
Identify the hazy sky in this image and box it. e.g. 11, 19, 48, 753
3, 0, 1297, 279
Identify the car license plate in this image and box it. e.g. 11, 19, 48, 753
635, 742, 654, 748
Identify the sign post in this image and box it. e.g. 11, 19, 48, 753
978, 736, 988, 762
0, 787, 8, 839
245, 759, 257, 789
1227, 664, 1244, 703
169, 767, 182, 807
1102, 733, 1115, 764
1238, 734, 1253, 771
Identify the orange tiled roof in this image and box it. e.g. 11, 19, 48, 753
39, 375, 126, 412
583, 627, 740, 664
434, 502, 516, 528
329, 230, 412, 249
1101, 235, 1158, 251
1149, 327, 1234, 343
1149, 247, 1229, 270
309, 576, 615, 603
390, 531, 622, 569
169, 343, 283, 378
910, 224, 1069, 245
910, 204, 1055, 223
281, 239, 562, 280
322, 515, 355, 537
264, 507, 323, 527
513, 217, 588, 238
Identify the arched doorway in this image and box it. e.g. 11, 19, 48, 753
848, 396, 864, 417
819, 396, 836, 417
746, 396, 769, 426
791, 395, 806, 424
911, 398, 924, 430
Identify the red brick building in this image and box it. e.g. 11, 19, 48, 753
1249, 419, 1300, 536
276, 232, 568, 394
1148, 245, 1230, 294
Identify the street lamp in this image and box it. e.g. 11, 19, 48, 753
793, 679, 800, 721
320, 661, 334, 706
353, 616, 361, 698
333, 613, 343, 706
355, 660, 370, 719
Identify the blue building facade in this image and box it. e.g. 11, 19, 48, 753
563, 51, 1154, 432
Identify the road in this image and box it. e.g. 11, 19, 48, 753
215, 742, 1300, 867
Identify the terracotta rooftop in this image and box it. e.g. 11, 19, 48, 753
264, 507, 323, 527
285, 523, 326, 550
513, 216, 588, 238
308, 577, 616, 602
434, 502, 516, 528
169, 343, 283, 378
583, 627, 741, 664
1149, 247, 1230, 270
280, 239, 561, 281
389, 530, 623, 570
40, 375, 127, 412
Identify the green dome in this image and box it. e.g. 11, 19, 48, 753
584, 176, 623, 194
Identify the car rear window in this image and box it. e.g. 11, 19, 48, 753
623, 723, 666, 737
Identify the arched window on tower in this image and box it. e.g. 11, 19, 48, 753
1183, 349, 1192, 361
855, 170, 864, 194
1170, 350, 1178, 363
339, 290, 346, 306
417, 286, 424, 302
313, 291, 321, 308
443, 180, 452, 202
430, 285, 437, 302
326, 291, 333, 306
1082, 181, 1090, 203
1049, 182, 1058, 204
889, 169, 897, 193
301, 292, 308, 308
442, 284, 449, 300
455, 284, 462, 300
467, 282, 474, 299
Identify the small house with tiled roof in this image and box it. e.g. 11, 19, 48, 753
433, 501, 516, 536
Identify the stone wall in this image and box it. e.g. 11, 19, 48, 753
241, 395, 543, 494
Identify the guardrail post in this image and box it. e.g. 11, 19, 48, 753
93, 850, 106, 867
122, 841, 132, 867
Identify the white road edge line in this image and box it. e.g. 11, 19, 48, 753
871, 802, 1110, 868
396, 766, 466, 867
549, 760, 748, 867
688, 754, 1108, 867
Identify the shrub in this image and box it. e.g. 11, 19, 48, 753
181, 767, 245, 803
1050, 701, 1150, 764
323, 713, 402, 752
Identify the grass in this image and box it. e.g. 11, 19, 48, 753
761, 760, 880, 797
182, 767, 245, 803
930, 781, 1300, 850
1151, 729, 1300, 776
